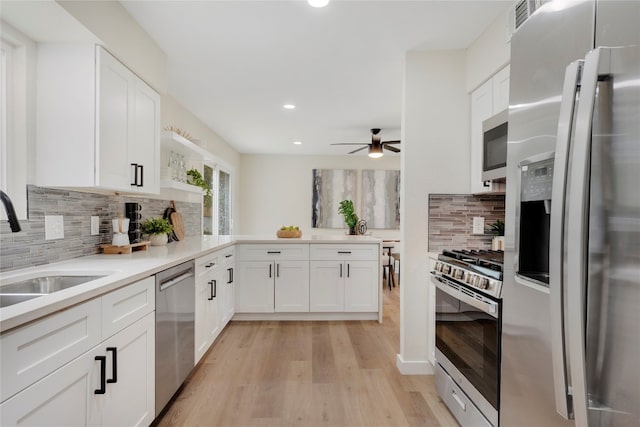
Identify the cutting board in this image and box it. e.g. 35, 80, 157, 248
169, 200, 185, 241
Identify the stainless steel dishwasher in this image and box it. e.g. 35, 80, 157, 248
155, 260, 195, 416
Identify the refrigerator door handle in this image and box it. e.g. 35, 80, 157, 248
566, 47, 611, 427
549, 59, 583, 420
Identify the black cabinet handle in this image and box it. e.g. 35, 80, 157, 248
276, 263, 280, 278
130, 163, 138, 186
340, 263, 343, 278
269, 264, 272, 278
106, 347, 117, 384
347, 263, 350, 278
483, 180, 491, 188
267, 251, 281, 254
338, 251, 352, 254
227, 267, 233, 284
225, 254, 233, 258
205, 262, 215, 268
95, 355, 106, 394
138, 164, 144, 187
208, 280, 216, 300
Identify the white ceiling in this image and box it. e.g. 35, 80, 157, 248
121, 0, 509, 156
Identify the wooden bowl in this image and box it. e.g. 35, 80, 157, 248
277, 229, 302, 238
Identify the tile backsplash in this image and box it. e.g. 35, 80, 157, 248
428, 193, 505, 252
0, 185, 201, 272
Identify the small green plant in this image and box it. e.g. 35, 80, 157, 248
338, 200, 359, 231
142, 217, 173, 235
486, 219, 505, 236
187, 168, 212, 198
280, 225, 300, 231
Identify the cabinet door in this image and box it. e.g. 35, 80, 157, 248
235, 261, 274, 313
309, 261, 344, 312
99, 312, 155, 427
0, 347, 100, 426
97, 47, 132, 191
129, 78, 160, 194
492, 65, 510, 114
219, 264, 235, 327
274, 260, 310, 312
195, 273, 211, 363
344, 261, 379, 312
470, 79, 495, 194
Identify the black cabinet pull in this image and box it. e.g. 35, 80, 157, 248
340, 263, 343, 278
269, 264, 272, 278
205, 262, 215, 268
106, 347, 117, 384
208, 280, 216, 300
276, 263, 280, 278
347, 263, 350, 278
225, 254, 233, 258
130, 163, 138, 186
138, 164, 144, 187
267, 251, 281, 254
95, 355, 106, 394
338, 251, 352, 254
227, 267, 233, 284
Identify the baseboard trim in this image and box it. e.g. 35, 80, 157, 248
396, 353, 434, 375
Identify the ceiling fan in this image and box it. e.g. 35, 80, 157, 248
331, 128, 401, 158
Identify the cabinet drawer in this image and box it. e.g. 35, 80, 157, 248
237, 244, 309, 261
101, 277, 155, 340
196, 253, 220, 278
218, 246, 235, 266
0, 298, 101, 402
310, 244, 379, 261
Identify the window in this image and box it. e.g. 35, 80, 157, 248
217, 168, 232, 235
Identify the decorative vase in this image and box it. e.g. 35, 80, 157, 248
491, 236, 505, 251
348, 226, 357, 235
150, 233, 168, 246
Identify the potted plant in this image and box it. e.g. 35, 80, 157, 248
187, 168, 213, 216
486, 219, 505, 250
142, 217, 174, 246
338, 199, 359, 235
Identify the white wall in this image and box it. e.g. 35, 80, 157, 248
239, 154, 400, 238
398, 49, 470, 373
465, 4, 512, 92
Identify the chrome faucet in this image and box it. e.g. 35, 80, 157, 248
0, 190, 21, 232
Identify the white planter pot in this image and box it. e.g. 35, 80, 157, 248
149, 234, 168, 246
491, 236, 505, 251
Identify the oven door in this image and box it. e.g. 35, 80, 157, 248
432, 274, 501, 421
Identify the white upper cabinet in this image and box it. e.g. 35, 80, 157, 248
36, 45, 160, 194
469, 65, 510, 194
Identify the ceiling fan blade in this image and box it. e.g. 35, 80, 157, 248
330, 143, 368, 146
348, 146, 369, 154
382, 140, 401, 144
384, 145, 401, 153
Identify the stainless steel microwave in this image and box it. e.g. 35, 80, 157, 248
482, 109, 508, 181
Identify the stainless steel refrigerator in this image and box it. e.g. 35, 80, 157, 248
502, 1, 640, 426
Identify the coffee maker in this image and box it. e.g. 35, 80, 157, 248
125, 202, 143, 243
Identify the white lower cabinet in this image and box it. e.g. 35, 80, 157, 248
309, 260, 378, 312
219, 248, 235, 327
195, 253, 221, 364
0, 277, 155, 427
236, 260, 309, 313
0, 312, 155, 427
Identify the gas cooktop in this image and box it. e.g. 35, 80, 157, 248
433, 249, 504, 298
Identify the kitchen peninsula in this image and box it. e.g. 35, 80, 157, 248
0, 234, 382, 333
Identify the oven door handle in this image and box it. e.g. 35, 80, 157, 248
431, 274, 499, 318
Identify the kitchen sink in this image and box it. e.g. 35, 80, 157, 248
0, 274, 109, 308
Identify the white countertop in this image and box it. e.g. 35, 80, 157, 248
0, 234, 380, 333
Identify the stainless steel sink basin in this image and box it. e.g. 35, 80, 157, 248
0, 274, 108, 308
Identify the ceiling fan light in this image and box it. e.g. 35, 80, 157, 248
368, 145, 383, 158
308, 0, 330, 7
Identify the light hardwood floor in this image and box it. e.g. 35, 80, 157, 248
154, 282, 458, 427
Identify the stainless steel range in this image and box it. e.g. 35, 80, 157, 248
430, 249, 503, 427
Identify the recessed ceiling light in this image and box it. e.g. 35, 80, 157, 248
293, 141, 302, 145
283, 104, 296, 110
308, 0, 330, 8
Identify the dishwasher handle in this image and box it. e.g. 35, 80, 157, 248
159, 271, 194, 292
